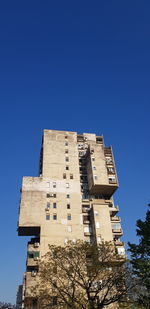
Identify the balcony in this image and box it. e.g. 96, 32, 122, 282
109, 178, 117, 184
96, 136, 103, 144
82, 207, 90, 213
83, 215, 91, 224
18, 226, 40, 236
109, 205, 119, 215
77, 135, 84, 142
83, 219, 91, 224
104, 147, 112, 155
28, 241, 40, 251
114, 240, 124, 246
84, 232, 93, 237
88, 173, 118, 197
110, 216, 120, 222
106, 159, 113, 165
25, 271, 38, 292
112, 228, 123, 236
26, 258, 39, 267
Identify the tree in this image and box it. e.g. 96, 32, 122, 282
32, 241, 132, 309
128, 204, 150, 308
0, 302, 16, 309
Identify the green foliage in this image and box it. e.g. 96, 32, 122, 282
128, 204, 150, 308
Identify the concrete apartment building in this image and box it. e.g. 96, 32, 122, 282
18, 129, 124, 308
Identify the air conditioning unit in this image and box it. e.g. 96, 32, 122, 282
34, 257, 39, 261
34, 242, 40, 248
45, 207, 50, 211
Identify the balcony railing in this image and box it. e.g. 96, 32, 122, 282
26, 258, 39, 267
114, 240, 124, 246
106, 159, 113, 165
107, 170, 115, 175
104, 147, 112, 155
109, 205, 119, 215
110, 216, 120, 222
83, 219, 91, 224
82, 208, 90, 213
109, 178, 117, 184
112, 228, 123, 235
84, 232, 92, 236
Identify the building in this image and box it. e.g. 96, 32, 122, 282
18, 129, 124, 308
16, 285, 24, 309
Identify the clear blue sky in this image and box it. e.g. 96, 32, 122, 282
0, 0, 150, 304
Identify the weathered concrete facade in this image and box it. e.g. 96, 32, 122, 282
18, 129, 124, 308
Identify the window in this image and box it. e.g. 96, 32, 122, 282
84, 226, 90, 233
117, 247, 125, 255
31, 270, 37, 277
53, 266, 57, 274
53, 214, 57, 220
96, 137, 103, 143
80, 166, 86, 173
79, 151, 85, 156
96, 222, 100, 228
93, 166, 96, 170
79, 158, 85, 164
67, 225, 72, 232
28, 251, 40, 259
53, 182, 56, 188
107, 167, 115, 173
28, 252, 34, 258
66, 166, 69, 170
67, 204, 70, 209
97, 236, 101, 243
82, 193, 90, 199
65, 142, 68, 146
94, 175, 97, 180
53, 203, 57, 209
67, 214, 71, 220
65, 135, 68, 139
82, 184, 88, 190
94, 211, 99, 216
92, 157, 95, 161
66, 194, 70, 198
52, 296, 57, 306
111, 223, 121, 230
109, 176, 116, 183
90, 148, 94, 154
46, 182, 50, 188
83, 215, 91, 223
65, 149, 68, 154
66, 183, 69, 188
80, 175, 87, 182
46, 214, 50, 220
70, 174, 73, 179
47, 193, 57, 198
106, 157, 113, 164
34, 251, 40, 258
82, 204, 90, 212
47, 202, 50, 209
65, 157, 69, 162
63, 173, 66, 179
